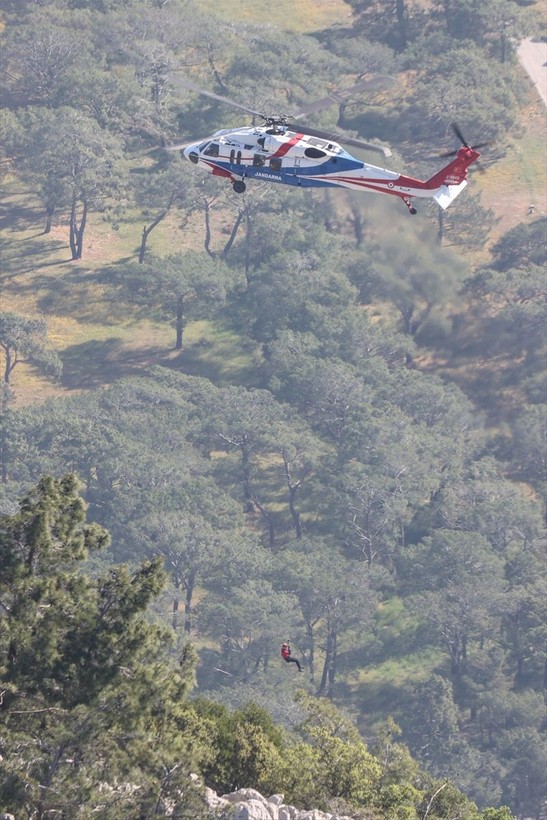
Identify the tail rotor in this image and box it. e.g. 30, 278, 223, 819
438, 123, 490, 171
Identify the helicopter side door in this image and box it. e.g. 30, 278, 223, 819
229, 148, 243, 168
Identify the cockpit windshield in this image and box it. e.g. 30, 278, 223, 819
203, 142, 220, 157
306, 136, 342, 154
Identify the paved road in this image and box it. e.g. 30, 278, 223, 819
518, 38, 547, 107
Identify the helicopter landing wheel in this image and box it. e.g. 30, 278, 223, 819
402, 196, 417, 215
233, 180, 246, 194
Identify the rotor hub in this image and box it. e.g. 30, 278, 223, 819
262, 115, 290, 130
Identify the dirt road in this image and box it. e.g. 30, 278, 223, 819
518, 37, 547, 107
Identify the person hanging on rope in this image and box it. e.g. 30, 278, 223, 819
281, 641, 303, 672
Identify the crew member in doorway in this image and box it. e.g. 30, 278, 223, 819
281, 641, 303, 672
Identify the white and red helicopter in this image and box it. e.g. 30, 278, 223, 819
168, 77, 486, 216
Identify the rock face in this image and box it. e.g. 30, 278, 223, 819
0, 787, 356, 819
202, 784, 356, 820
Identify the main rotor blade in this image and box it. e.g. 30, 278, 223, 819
168, 74, 267, 119
165, 133, 232, 152
291, 75, 396, 120
293, 123, 392, 157
139, 139, 189, 156
164, 140, 197, 152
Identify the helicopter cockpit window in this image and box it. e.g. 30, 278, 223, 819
304, 147, 327, 159
269, 157, 282, 171
203, 142, 219, 157
198, 142, 209, 152
306, 137, 341, 154
253, 153, 266, 167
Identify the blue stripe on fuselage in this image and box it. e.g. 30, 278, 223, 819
286, 156, 363, 175
211, 154, 363, 183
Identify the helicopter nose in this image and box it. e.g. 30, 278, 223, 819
184, 145, 199, 164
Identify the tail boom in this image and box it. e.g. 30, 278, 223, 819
392, 145, 480, 207
310, 145, 480, 210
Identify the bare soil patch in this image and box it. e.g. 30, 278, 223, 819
474, 96, 546, 245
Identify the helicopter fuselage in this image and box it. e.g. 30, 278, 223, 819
182, 126, 479, 213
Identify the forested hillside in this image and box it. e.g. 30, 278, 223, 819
0, 475, 518, 818
0, 0, 545, 818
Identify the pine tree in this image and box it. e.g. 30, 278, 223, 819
0, 475, 209, 818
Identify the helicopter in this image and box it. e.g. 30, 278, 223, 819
167, 76, 486, 216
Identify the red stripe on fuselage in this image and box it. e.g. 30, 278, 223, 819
312, 173, 427, 192
316, 173, 424, 189
270, 133, 305, 159
310, 175, 415, 196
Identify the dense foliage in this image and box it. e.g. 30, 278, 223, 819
0, 477, 516, 818
1, 0, 545, 817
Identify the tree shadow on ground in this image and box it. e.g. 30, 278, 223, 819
60, 338, 169, 389
158, 344, 262, 389
157, 314, 263, 389
1, 237, 71, 279
159, 346, 229, 385
35, 264, 139, 325
0, 197, 43, 231
1, 192, 73, 275
354, 678, 408, 719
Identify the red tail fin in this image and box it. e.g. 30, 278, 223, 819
426, 146, 480, 189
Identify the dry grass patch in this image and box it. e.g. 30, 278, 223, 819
194, 0, 352, 32
6, 318, 175, 407
476, 96, 547, 245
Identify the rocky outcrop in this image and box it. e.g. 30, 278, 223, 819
0, 787, 356, 819
203, 785, 355, 820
